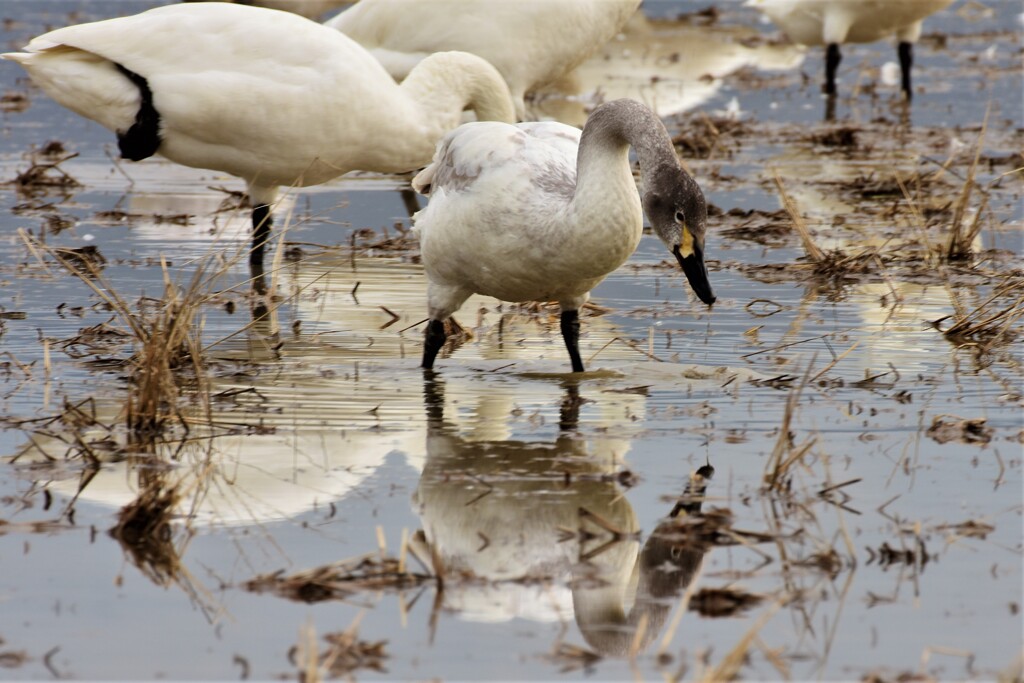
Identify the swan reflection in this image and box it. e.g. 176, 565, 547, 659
412, 374, 714, 656
532, 13, 804, 124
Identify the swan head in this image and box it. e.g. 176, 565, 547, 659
642, 168, 716, 306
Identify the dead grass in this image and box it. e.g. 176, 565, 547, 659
24, 233, 222, 450
293, 618, 388, 682
930, 276, 1024, 352
244, 552, 435, 604
108, 472, 183, 586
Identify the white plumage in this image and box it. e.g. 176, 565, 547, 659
325, 0, 641, 119
412, 99, 716, 373
2, 2, 516, 266
747, 0, 954, 97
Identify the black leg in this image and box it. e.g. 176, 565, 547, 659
251, 204, 272, 269
560, 309, 585, 373
824, 42, 841, 97
400, 187, 420, 218
421, 318, 448, 370
898, 41, 914, 99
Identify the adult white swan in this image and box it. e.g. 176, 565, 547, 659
325, 0, 640, 119
747, 0, 954, 98
2, 2, 516, 268
412, 99, 716, 373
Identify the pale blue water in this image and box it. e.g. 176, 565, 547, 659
0, 1, 1020, 680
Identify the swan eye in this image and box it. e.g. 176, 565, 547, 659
675, 210, 685, 223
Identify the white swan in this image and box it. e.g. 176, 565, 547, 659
2, 2, 516, 268
746, 0, 954, 98
324, 0, 640, 119
412, 98, 716, 373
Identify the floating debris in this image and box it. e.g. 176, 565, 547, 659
245, 553, 434, 604
925, 415, 994, 445
688, 586, 764, 618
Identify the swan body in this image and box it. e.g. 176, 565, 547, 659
325, 0, 641, 118
2, 2, 516, 266
413, 98, 715, 372
747, 0, 954, 97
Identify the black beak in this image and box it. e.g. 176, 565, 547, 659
673, 243, 716, 306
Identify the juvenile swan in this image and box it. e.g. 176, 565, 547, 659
747, 0, 954, 98
413, 99, 715, 373
2, 2, 516, 267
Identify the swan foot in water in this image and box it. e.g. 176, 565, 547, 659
560, 309, 585, 373
421, 318, 448, 370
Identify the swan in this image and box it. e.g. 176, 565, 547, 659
746, 0, 954, 98
2, 2, 516, 268
412, 98, 716, 373
324, 0, 640, 119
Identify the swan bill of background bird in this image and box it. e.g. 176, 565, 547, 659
325, 0, 641, 120
412, 98, 716, 374
746, 0, 955, 98
1, 1, 517, 270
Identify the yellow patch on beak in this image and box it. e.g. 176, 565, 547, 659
678, 227, 695, 258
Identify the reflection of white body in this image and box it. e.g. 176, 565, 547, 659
23, 386, 426, 528
747, 0, 952, 46
535, 14, 804, 123
325, 0, 640, 118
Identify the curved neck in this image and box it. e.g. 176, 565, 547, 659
400, 51, 517, 138
576, 99, 680, 196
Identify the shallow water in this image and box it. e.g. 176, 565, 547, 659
0, 1, 1021, 680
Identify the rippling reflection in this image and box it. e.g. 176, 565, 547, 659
533, 13, 804, 124
413, 373, 714, 656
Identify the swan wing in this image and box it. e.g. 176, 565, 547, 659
5, 3, 416, 183
413, 120, 580, 197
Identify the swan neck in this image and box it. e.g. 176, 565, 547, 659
574, 99, 679, 209
401, 51, 516, 133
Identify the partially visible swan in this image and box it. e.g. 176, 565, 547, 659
412, 99, 716, 373
2, 2, 516, 268
746, 0, 954, 98
325, 0, 640, 119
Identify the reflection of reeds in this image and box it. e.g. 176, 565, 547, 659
773, 173, 875, 278
25, 234, 219, 449
293, 618, 388, 682
109, 472, 182, 585
932, 277, 1023, 352
245, 551, 435, 603
944, 110, 989, 261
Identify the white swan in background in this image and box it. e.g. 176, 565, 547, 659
746, 0, 955, 98
412, 99, 716, 373
186, 0, 351, 20
324, 0, 640, 119
2, 2, 516, 269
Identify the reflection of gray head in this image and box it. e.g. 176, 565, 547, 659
573, 466, 714, 656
